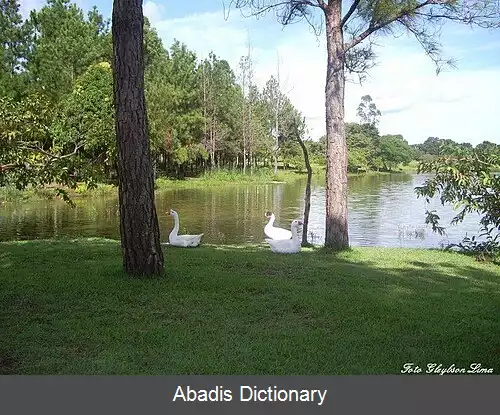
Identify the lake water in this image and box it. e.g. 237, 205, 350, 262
0, 173, 485, 248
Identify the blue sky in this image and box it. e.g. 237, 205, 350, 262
19, 0, 500, 145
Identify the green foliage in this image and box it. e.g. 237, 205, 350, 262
28, 0, 110, 100
415, 148, 500, 259
0, 93, 98, 200
377, 134, 414, 170
146, 40, 205, 168
305, 137, 325, 165
278, 100, 304, 153
476, 140, 500, 155
198, 52, 244, 164
0, 0, 31, 99
447, 228, 500, 263
52, 61, 115, 180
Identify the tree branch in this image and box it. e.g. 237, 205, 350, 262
344, 0, 452, 51
225, 0, 323, 26
0, 163, 18, 172
342, 0, 362, 27
19, 141, 84, 161
414, 9, 500, 28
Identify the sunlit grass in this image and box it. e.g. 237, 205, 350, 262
1, 238, 499, 375
155, 168, 306, 189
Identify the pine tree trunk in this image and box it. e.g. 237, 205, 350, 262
324, 4, 349, 250
112, 0, 164, 276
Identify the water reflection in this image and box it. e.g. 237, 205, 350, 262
0, 173, 486, 248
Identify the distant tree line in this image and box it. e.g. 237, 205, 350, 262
305, 95, 499, 174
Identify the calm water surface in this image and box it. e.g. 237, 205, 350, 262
0, 173, 485, 248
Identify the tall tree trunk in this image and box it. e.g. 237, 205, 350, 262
324, 3, 349, 250
211, 114, 216, 169
297, 137, 312, 246
112, 0, 164, 276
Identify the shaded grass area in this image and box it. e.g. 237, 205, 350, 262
1, 238, 499, 375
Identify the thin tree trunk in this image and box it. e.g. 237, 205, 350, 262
112, 0, 164, 276
211, 115, 216, 169
324, 3, 349, 250
297, 137, 312, 246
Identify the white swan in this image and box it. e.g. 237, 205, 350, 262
168, 209, 204, 247
265, 219, 303, 254
264, 211, 292, 240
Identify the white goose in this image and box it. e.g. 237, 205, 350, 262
264, 211, 292, 240
265, 219, 303, 254
168, 209, 204, 247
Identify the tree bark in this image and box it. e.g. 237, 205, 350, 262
297, 137, 312, 246
324, 2, 349, 250
112, 0, 164, 276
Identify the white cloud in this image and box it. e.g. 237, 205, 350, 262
144, 1, 166, 25
345, 47, 500, 145
153, 11, 249, 67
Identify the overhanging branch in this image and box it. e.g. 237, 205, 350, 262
19, 141, 84, 161
344, 0, 446, 51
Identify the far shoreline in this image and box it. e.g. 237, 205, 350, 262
0, 167, 420, 204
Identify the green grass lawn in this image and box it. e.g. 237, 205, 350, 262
1, 238, 499, 375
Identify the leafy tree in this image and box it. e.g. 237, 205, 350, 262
305, 137, 326, 165
416, 136, 467, 157
112, 0, 164, 276
262, 75, 284, 173
378, 134, 414, 170
28, 0, 110, 100
0, 93, 93, 199
0, 0, 31, 99
356, 94, 381, 125
346, 121, 378, 171
146, 40, 205, 178
476, 140, 499, 155
274, 95, 303, 168
198, 52, 241, 170
53, 61, 115, 180
227, 0, 500, 250
247, 84, 274, 167
415, 148, 500, 258
418, 137, 443, 156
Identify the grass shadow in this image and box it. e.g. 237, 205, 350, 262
0, 238, 499, 375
